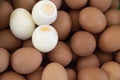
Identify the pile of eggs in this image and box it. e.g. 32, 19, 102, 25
0, 0, 120, 80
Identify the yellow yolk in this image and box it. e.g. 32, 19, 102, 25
41, 26, 51, 31
43, 3, 54, 15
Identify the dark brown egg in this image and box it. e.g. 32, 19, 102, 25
110, 0, 119, 9
52, 10, 71, 40
79, 7, 107, 33
0, 1, 13, 29
0, 48, 10, 73
70, 31, 96, 56
101, 61, 120, 80
66, 68, 77, 80
69, 10, 81, 33
115, 51, 120, 63
0, 71, 26, 80
105, 9, 120, 26
78, 67, 109, 80
89, 0, 112, 12
27, 66, 44, 80
47, 41, 72, 66
22, 39, 34, 47
77, 54, 100, 71
50, 0, 63, 9
0, 29, 22, 52
95, 50, 113, 64
13, 0, 38, 12
11, 47, 42, 74
98, 26, 120, 52
65, 0, 88, 9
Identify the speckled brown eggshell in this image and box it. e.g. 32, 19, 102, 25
101, 61, 120, 80
70, 31, 96, 56
0, 1, 13, 29
0, 29, 22, 52
0, 71, 26, 80
79, 7, 107, 33
77, 54, 100, 71
47, 41, 72, 66
0, 48, 10, 73
98, 26, 120, 52
105, 9, 120, 26
89, 0, 112, 12
110, 0, 119, 9
11, 47, 42, 74
52, 10, 71, 40
78, 67, 109, 80
66, 68, 77, 80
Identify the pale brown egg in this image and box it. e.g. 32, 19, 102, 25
0, 48, 10, 73
50, 0, 63, 9
66, 68, 77, 80
70, 31, 96, 56
101, 61, 120, 80
0, 1, 13, 29
11, 47, 42, 74
79, 7, 107, 33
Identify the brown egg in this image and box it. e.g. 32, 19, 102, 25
0, 29, 22, 52
95, 50, 113, 64
69, 10, 81, 33
0, 1, 13, 29
79, 7, 107, 33
98, 26, 120, 52
0, 48, 10, 73
77, 54, 100, 71
89, 0, 112, 12
13, 0, 38, 12
22, 39, 34, 47
78, 67, 109, 80
27, 66, 44, 80
50, 0, 63, 9
11, 47, 42, 74
110, 0, 119, 9
101, 61, 120, 80
66, 68, 77, 80
115, 51, 120, 63
70, 31, 96, 56
105, 9, 120, 26
0, 71, 26, 80
41, 62, 68, 80
47, 41, 72, 66
65, 0, 88, 9
52, 10, 71, 40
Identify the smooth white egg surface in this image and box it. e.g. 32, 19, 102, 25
32, 0, 57, 25
10, 8, 35, 40
32, 25, 58, 53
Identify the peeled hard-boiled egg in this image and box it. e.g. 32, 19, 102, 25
32, 0, 57, 25
10, 8, 35, 40
32, 25, 58, 53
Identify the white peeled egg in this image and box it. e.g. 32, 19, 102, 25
32, 0, 57, 25
32, 25, 58, 53
10, 8, 35, 40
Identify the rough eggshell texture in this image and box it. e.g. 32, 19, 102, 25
89, 0, 112, 12
0, 71, 26, 80
0, 29, 22, 52
0, 48, 10, 73
47, 41, 72, 66
0, 1, 13, 29
105, 9, 120, 26
70, 31, 96, 56
101, 61, 120, 80
11, 47, 42, 74
99, 26, 120, 52
41, 62, 68, 80
79, 7, 107, 33
66, 68, 77, 80
52, 10, 71, 40
65, 0, 88, 9
13, 0, 38, 12
78, 67, 109, 80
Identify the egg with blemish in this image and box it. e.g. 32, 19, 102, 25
32, 25, 58, 53
32, 0, 57, 25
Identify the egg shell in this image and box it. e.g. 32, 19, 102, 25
66, 68, 77, 80
41, 62, 68, 80
10, 8, 35, 40
32, 0, 57, 25
110, 0, 119, 9
115, 51, 120, 63
32, 25, 58, 53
